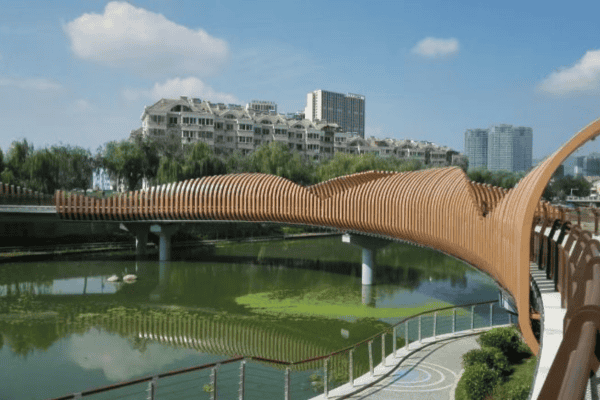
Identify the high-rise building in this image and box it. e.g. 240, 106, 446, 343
304, 90, 365, 138
464, 129, 489, 170
464, 124, 533, 172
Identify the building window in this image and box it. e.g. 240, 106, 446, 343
169, 117, 178, 124
215, 122, 223, 130
262, 129, 269, 135
226, 124, 234, 131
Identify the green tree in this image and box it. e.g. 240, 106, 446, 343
543, 175, 591, 200
0, 147, 4, 175
246, 142, 315, 184
100, 140, 147, 191
316, 152, 422, 182
4, 139, 33, 183
157, 142, 228, 184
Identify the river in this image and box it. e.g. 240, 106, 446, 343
0, 236, 501, 400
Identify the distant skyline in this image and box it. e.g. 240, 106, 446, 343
2, 0, 600, 159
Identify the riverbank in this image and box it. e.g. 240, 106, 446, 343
0, 232, 340, 262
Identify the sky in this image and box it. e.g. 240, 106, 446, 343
2, 0, 600, 159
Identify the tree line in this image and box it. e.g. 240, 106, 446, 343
1, 135, 587, 201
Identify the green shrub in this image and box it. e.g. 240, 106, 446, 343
462, 347, 511, 377
477, 327, 531, 362
462, 363, 501, 400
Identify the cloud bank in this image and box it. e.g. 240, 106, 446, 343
539, 50, 600, 95
412, 37, 459, 58
64, 1, 229, 77
123, 77, 239, 104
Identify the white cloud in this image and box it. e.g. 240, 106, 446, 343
0, 77, 62, 90
123, 77, 239, 104
538, 50, 600, 95
64, 1, 229, 77
412, 37, 459, 58
72, 99, 94, 113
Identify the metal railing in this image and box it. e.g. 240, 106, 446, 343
49, 299, 512, 400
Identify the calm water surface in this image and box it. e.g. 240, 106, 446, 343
0, 236, 500, 400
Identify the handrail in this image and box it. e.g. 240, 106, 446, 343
532, 218, 600, 399
48, 299, 505, 400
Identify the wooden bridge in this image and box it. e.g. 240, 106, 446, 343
5, 118, 600, 398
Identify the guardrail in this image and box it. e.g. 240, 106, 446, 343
49, 299, 511, 400
531, 217, 600, 398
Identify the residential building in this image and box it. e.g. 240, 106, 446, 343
465, 124, 533, 172
464, 129, 489, 170
304, 90, 365, 138
246, 100, 277, 114
134, 96, 461, 166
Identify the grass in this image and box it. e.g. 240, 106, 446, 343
455, 354, 537, 400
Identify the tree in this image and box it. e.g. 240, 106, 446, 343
543, 175, 591, 201
100, 140, 147, 191
316, 152, 422, 182
5, 139, 33, 183
0, 147, 4, 175
246, 142, 316, 185
156, 141, 227, 184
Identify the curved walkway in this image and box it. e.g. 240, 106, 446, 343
310, 327, 509, 400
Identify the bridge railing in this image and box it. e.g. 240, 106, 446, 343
531, 218, 600, 399
48, 300, 511, 400
0, 182, 54, 206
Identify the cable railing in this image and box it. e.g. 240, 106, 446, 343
531, 216, 600, 399
49, 299, 512, 400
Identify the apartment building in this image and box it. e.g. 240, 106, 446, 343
304, 90, 365, 138
464, 124, 533, 172
134, 97, 459, 165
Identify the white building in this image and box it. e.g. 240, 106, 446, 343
304, 90, 365, 138
134, 96, 459, 165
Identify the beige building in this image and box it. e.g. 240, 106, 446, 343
133, 97, 460, 165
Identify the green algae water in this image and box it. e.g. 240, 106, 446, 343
0, 236, 500, 399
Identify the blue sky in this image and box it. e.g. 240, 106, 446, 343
2, 0, 600, 159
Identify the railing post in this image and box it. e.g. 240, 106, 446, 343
489, 303, 494, 327
392, 327, 397, 356
470, 305, 475, 330
405, 322, 409, 349
147, 376, 157, 400
418, 315, 422, 342
452, 308, 456, 333
324, 357, 329, 398
368, 340, 374, 376
239, 360, 246, 400
349, 349, 354, 387
433, 312, 437, 339
211, 364, 219, 400
284, 367, 290, 400
381, 333, 386, 367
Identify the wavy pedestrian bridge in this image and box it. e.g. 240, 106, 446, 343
5, 118, 600, 399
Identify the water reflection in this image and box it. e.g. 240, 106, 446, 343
0, 236, 499, 399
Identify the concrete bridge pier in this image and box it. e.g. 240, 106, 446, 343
151, 224, 181, 261
120, 223, 150, 258
342, 233, 391, 286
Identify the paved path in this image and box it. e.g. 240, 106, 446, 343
342, 335, 481, 400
